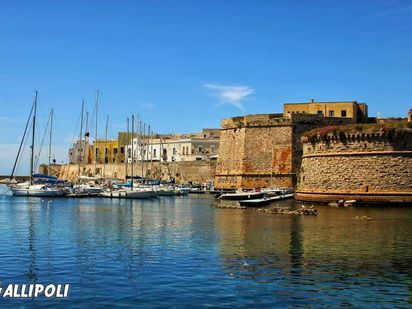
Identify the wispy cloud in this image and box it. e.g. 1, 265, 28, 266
204, 83, 255, 110
140, 102, 154, 109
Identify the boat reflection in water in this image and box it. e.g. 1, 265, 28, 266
0, 194, 411, 307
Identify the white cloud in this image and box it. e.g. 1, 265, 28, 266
204, 83, 255, 110
140, 102, 154, 109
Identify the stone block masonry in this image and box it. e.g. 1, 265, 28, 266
296, 126, 412, 203
214, 113, 354, 189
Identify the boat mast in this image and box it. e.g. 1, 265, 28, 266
103, 115, 108, 177
10, 98, 35, 179
82, 111, 89, 176
147, 125, 150, 180
150, 128, 153, 180
48, 108, 53, 176
29, 90, 38, 186
131, 114, 134, 190
141, 122, 145, 183
78, 100, 84, 177
94, 89, 99, 176
125, 117, 129, 181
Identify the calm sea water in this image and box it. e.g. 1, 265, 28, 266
0, 186, 411, 308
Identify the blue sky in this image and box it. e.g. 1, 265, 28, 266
0, 0, 411, 174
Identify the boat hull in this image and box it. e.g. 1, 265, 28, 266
101, 190, 156, 199
11, 187, 64, 197
218, 192, 265, 200
238, 193, 295, 206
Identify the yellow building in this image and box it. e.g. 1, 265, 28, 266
92, 140, 119, 164
283, 100, 368, 123
117, 132, 137, 163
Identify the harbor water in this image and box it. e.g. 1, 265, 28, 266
0, 186, 411, 307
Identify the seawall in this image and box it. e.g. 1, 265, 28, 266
296, 125, 412, 204
40, 161, 216, 184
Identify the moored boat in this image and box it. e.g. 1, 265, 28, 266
238, 193, 294, 206
10, 184, 64, 197
218, 189, 264, 200
100, 188, 156, 199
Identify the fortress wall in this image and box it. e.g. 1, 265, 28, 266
296, 130, 412, 203
215, 113, 354, 190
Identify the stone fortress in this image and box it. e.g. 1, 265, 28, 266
214, 100, 412, 204
214, 101, 367, 189
296, 123, 412, 203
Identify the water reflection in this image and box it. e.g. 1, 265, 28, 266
0, 192, 411, 307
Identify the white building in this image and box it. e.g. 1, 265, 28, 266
126, 129, 220, 163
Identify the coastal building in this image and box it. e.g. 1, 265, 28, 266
283, 100, 368, 123
126, 129, 220, 163
117, 132, 137, 163
92, 139, 119, 164
68, 139, 92, 164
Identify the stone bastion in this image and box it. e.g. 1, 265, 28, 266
295, 123, 412, 204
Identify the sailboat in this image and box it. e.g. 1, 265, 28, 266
70, 98, 103, 196
10, 91, 64, 197
100, 114, 156, 199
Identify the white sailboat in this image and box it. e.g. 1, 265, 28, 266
10, 91, 64, 197
71, 98, 103, 196
101, 114, 155, 199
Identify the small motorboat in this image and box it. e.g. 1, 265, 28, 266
238, 193, 294, 206
218, 189, 264, 200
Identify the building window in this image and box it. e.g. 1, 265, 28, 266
211, 146, 216, 153
114, 148, 118, 155
329, 110, 335, 117
341, 110, 347, 117
120, 146, 124, 154
153, 149, 157, 157
198, 146, 203, 153
95, 148, 99, 155
105, 148, 108, 154
317, 111, 323, 116
173, 147, 176, 155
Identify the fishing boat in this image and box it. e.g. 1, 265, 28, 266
218, 189, 265, 200
10, 92, 64, 197
238, 193, 294, 207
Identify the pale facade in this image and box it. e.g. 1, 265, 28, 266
68, 140, 91, 164
283, 101, 368, 123
126, 129, 220, 163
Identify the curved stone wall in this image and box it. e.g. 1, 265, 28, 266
296, 129, 412, 203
